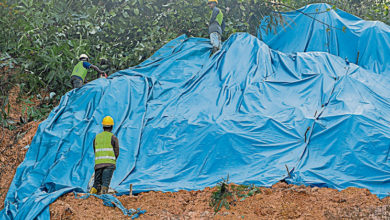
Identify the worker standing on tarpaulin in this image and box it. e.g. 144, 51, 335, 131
70, 54, 107, 89
90, 116, 120, 194
208, 0, 225, 54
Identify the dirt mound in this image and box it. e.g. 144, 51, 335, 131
50, 183, 390, 219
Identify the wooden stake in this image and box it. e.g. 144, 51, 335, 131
129, 184, 133, 197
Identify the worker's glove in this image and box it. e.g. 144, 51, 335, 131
100, 72, 108, 78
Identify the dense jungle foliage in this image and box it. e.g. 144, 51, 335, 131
0, 0, 389, 125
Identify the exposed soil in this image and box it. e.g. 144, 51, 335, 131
0, 120, 39, 209
50, 183, 390, 219
0, 67, 42, 209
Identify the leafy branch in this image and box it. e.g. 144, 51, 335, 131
210, 175, 262, 213
268, 1, 346, 32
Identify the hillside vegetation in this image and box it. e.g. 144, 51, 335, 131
0, 0, 389, 125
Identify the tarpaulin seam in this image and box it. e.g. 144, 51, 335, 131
303, 10, 317, 52
117, 55, 214, 186
118, 76, 153, 186
117, 39, 227, 187
13, 83, 113, 218
289, 62, 350, 180
41, 83, 111, 189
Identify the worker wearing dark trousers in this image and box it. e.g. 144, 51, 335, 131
208, 0, 225, 54
70, 54, 107, 89
90, 116, 119, 194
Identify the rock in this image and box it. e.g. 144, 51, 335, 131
201, 211, 210, 217
298, 184, 306, 189
49, 92, 56, 99
296, 189, 308, 194
338, 199, 347, 203
6, 119, 16, 124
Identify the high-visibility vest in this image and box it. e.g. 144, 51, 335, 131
94, 131, 116, 165
210, 8, 224, 26
71, 61, 88, 81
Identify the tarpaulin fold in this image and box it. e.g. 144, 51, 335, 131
1, 3, 390, 219
259, 3, 390, 75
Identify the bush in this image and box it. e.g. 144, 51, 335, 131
0, 0, 283, 97
0, 0, 388, 98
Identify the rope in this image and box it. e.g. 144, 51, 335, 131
74, 192, 146, 219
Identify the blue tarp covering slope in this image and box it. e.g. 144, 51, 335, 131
259, 2, 390, 194
2, 4, 390, 219
259, 3, 390, 74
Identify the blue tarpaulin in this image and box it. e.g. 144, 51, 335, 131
258, 3, 390, 74
1, 3, 390, 219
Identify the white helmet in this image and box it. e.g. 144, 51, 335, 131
79, 54, 89, 60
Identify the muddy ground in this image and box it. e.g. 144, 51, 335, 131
1, 78, 389, 219
50, 184, 390, 219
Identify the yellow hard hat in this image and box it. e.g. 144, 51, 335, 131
208, 0, 218, 4
102, 116, 114, 126
79, 54, 89, 60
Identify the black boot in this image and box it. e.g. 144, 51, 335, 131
101, 186, 108, 194
96, 186, 102, 195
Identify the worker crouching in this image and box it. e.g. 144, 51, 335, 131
70, 54, 107, 89
90, 116, 120, 194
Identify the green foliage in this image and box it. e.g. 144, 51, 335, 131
20, 97, 44, 122
233, 184, 261, 201
0, 0, 282, 98
210, 176, 233, 213
19, 94, 60, 123
0, 88, 10, 127
0, 53, 17, 69
0, 53, 17, 127
0, 0, 389, 108
278, 0, 390, 24
210, 176, 262, 213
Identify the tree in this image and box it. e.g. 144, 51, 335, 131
0, 0, 389, 124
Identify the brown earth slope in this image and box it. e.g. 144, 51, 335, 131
0, 79, 41, 210
50, 183, 390, 219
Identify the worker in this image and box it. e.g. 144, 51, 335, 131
208, 0, 225, 54
70, 54, 107, 89
90, 116, 120, 195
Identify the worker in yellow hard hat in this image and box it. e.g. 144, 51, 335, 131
70, 54, 107, 89
89, 116, 120, 194
207, 0, 225, 54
